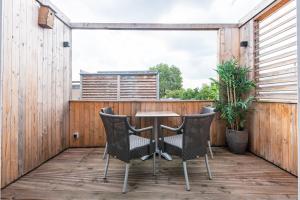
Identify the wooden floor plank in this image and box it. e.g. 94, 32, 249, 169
1, 148, 297, 200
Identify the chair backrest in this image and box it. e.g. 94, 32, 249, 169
200, 106, 215, 140
182, 113, 215, 161
99, 112, 130, 163
200, 106, 215, 114
101, 107, 114, 115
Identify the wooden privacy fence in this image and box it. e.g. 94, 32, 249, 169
69, 100, 226, 147
247, 102, 298, 175
254, 0, 297, 102
69, 100, 298, 176
80, 71, 159, 100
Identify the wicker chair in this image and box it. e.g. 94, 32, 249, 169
160, 112, 215, 191
100, 107, 114, 160
99, 111, 155, 193
101, 107, 136, 160
200, 107, 215, 159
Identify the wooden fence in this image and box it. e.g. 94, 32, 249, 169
247, 102, 298, 175
254, 0, 297, 103
240, 0, 298, 176
80, 71, 159, 100
69, 100, 298, 176
1, 0, 72, 188
69, 100, 226, 147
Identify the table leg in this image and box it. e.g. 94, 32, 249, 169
154, 117, 159, 152
155, 117, 172, 161
141, 117, 172, 161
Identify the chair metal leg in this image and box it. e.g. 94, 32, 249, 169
158, 150, 161, 174
208, 140, 214, 159
103, 142, 108, 160
103, 154, 110, 179
183, 161, 190, 191
153, 152, 156, 176
122, 163, 130, 194
205, 154, 212, 180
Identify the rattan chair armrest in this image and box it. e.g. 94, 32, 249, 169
129, 126, 153, 133
160, 124, 182, 132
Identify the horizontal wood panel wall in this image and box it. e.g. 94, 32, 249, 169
1, 0, 72, 188
69, 100, 226, 147
254, 0, 297, 102
81, 74, 158, 100
240, 0, 298, 176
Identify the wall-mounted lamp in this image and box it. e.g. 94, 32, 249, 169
63, 41, 71, 48
240, 41, 248, 47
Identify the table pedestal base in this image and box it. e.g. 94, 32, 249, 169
141, 151, 172, 161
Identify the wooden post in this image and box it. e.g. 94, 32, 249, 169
156, 73, 160, 100
0, 0, 3, 185
297, 0, 300, 192
80, 74, 83, 99
117, 75, 120, 100
217, 28, 240, 63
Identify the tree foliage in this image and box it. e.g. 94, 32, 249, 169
211, 59, 255, 131
164, 83, 219, 100
149, 63, 183, 97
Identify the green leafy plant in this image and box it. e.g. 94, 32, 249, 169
149, 63, 183, 97
211, 59, 255, 131
164, 83, 219, 100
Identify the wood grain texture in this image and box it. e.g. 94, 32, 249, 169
254, 0, 297, 103
81, 74, 159, 100
0, 0, 72, 188
71, 23, 239, 30
217, 28, 240, 62
69, 100, 226, 147
246, 102, 298, 176
240, 16, 298, 175
1, 148, 297, 200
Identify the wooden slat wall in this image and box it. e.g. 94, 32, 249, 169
254, 0, 297, 102
120, 75, 157, 99
1, 0, 72, 188
69, 100, 226, 147
247, 102, 298, 175
218, 27, 240, 62
81, 74, 158, 100
81, 75, 118, 100
239, 0, 298, 175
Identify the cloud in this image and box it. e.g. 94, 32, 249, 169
51, 0, 262, 88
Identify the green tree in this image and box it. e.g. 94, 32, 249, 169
196, 83, 219, 100
149, 63, 183, 97
165, 83, 219, 100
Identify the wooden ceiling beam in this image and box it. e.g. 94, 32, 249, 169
70, 23, 239, 30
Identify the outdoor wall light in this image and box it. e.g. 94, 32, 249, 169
240, 41, 248, 47
63, 41, 71, 47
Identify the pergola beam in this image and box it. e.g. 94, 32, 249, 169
70, 23, 239, 30
239, 0, 277, 27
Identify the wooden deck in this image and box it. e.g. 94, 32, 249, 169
1, 148, 297, 200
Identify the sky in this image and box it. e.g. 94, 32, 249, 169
51, 0, 262, 88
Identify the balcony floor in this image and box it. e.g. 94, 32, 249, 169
1, 147, 297, 200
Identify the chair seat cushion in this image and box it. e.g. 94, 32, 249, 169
130, 135, 150, 150
164, 134, 182, 149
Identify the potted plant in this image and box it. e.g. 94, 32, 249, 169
211, 59, 255, 154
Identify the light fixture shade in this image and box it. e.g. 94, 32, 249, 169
63, 41, 71, 47
240, 41, 248, 47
